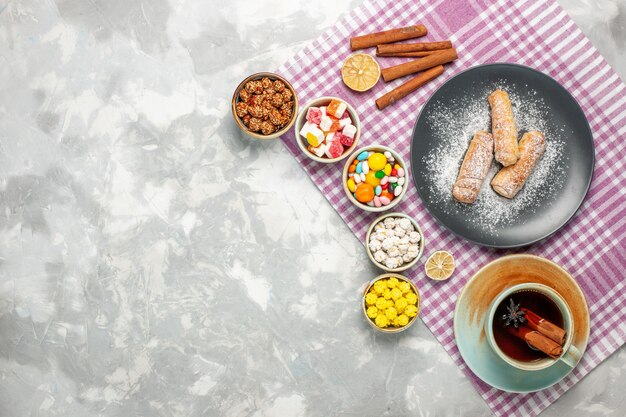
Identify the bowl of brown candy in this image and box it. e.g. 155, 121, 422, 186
232, 72, 298, 139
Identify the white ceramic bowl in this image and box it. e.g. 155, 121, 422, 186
362, 273, 420, 334
365, 212, 425, 272
294, 96, 361, 163
342, 145, 408, 212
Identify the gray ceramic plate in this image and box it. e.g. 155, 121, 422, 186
410, 63, 594, 248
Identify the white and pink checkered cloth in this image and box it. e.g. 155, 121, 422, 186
277, 0, 626, 415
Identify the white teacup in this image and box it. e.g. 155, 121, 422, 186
485, 283, 581, 371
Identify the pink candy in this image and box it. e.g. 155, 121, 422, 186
379, 196, 391, 205
337, 132, 354, 147
306, 107, 322, 125
373, 196, 382, 207
326, 139, 344, 159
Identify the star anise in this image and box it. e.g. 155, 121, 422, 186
501, 298, 526, 329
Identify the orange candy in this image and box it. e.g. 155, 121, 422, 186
355, 183, 375, 203
348, 164, 356, 173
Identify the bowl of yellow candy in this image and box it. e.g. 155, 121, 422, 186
362, 273, 420, 333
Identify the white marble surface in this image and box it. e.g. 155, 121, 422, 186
0, 0, 625, 416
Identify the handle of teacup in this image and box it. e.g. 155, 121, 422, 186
559, 344, 582, 368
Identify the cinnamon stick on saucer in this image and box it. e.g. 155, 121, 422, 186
507, 326, 563, 359
377, 40, 452, 55
350, 25, 428, 50
377, 51, 436, 58
375, 65, 444, 110
520, 308, 566, 345
381, 48, 458, 81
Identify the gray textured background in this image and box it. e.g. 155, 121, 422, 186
0, 0, 624, 416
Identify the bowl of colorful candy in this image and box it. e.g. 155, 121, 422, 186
232, 72, 298, 140
366, 213, 424, 272
342, 145, 408, 211
362, 273, 420, 333
294, 97, 360, 163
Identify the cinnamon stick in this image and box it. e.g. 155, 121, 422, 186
377, 40, 452, 55
377, 51, 436, 58
507, 326, 563, 359
381, 48, 458, 82
350, 25, 428, 50
376, 65, 444, 110
520, 308, 566, 345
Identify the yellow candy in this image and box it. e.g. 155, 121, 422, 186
398, 281, 411, 294
395, 298, 408, 313
397, 314, 410, 326
368, 153, 387, 171
365, 292, 378, 306
383, 289, 392, 300
374, 280, 386, 294
347, 178, 356, 193
394, 164, 401, 170
366, 306, 378, 319
405, 304, 418, 317
306, 132, 321, 147
385, 307, 397, 320
386, 299, 394, 308
375, 314, 390, 328
387, 277, 399, 288
383, 163, 392, 175
391, 288, 402, 300
375, 297, 387, 310
365, 171, 380, 187
406, 293, 418, 305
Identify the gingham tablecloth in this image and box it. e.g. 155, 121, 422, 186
276, 0, 626, 415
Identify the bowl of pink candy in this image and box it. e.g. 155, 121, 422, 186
294, 97, 361, 163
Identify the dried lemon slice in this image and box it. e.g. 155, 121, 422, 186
425, 251, 455, 281
341, 53, 380, 92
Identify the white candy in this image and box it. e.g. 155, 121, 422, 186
362, 161, 369, 174
399, 236, 410, 245
381, 237, 396, 251
394, 227, 406, 237
319, 115, 333, 132
387, 247, 400, 258
398, 244, 409, 254
398, 177, 405, 186
353, 174, 362, 184
374, 250, 387, 263
407, 244, 419, 254
384, 151, 392, 159
383, 217, 396, 227
399, 218, 412, 230
369, 240, 382, 252
360, 173, 366, 182
394, 186, 403, 197
310, 144, 326, 158
384, 257, 400, 269
320, 106, 327, 116
374, 223, 385, 232
343, 124, 357, 139
299, 121, 315, 138
325, 132, 335, 144
339, 117, 351, 129
403, 253, 417, 263
388, 176, 398, 183
306, 126, 324, 147
328, 102, 347, 118
408, 231, 421, 243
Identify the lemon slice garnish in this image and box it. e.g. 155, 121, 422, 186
425, 251, 455, 281
341, 53, 381, 92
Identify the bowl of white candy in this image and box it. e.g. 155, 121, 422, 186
365, 213, 424, 272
